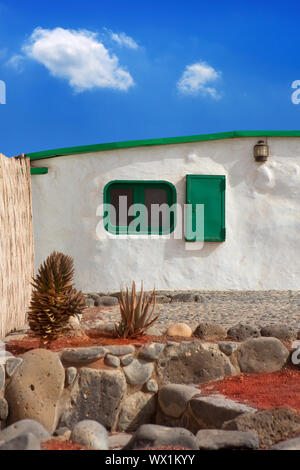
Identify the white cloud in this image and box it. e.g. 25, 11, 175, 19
177, 61, 221, 98
6, 54, 24, 72
19, 27, 134, 92
110, 31, 139, 49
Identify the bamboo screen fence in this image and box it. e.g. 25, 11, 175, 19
0, 153, 34, 338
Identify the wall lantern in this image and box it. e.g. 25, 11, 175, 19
254, 140, 269, 162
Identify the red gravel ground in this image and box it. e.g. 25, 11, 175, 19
41, 439, 92, 450
5, 331, 168, 356
201, 368, 300, 411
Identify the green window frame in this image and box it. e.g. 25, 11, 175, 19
186, 175, 226, 242
103, 180, 177, 235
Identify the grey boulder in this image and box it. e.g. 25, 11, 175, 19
71, 419, 108, 450
104, 354, 120, 368
0, 432, 41, 450
189, 395, 256, 428
60, 346, 107, 365
105, 345, 135, 356
123, 359, 154, 386
271, 437, 300, 450
227, 324, 261, 341
194, 322, 227, 340
109, 433, 132, 449
5, 349, 65, 434
124, 424, 199, 450
0, 419, 51, 443
196, 429, 259, 450
157, 341, 238, 386
158, 384, 199, 418
223, 408, 300, 448
138, 343, 165, 361
260, 324, 297, 340
236, 337, 289, 373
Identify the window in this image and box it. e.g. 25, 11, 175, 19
185, 175, 226, 242
104, 180, 176, 235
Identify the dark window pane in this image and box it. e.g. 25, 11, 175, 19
145, 188, 168, 228
110, 187, 134, 226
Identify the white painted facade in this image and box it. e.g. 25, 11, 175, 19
31, 136, 300, 292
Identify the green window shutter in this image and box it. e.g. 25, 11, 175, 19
186, 175, 226, 242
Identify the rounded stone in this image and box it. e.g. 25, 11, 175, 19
0, 419, 51, 443
71, 419, 108, 450
236, 337, 289, 373
158, 384, 199, 418
105, 345, 135, 356
0, 432, 41, 450
138, 343, 165, 361
166, 323, 193, 338
157, 341, 238, 386
104, 354, 120, 368
5, 349, 65, 434
124, 424, 199, 450
190, 395, 256, 428
223, 408, 300, 448
271, 437, 300, 450
60, 346, 107, 365
123, 359, 154, 385
120, 354, 134, 367
194, 322, 227, 340
227, 324, 261, 341
260, 324, 297, 340
196, 429, 259, 450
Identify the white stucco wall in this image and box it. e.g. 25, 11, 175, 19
31, 137, 300, 291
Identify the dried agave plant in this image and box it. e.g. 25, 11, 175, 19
115, 281, 159, 338
28, 251, 86, 343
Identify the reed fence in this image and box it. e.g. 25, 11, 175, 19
0, 154, 34, 338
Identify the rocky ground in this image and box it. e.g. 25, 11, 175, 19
83, 290, 300, 333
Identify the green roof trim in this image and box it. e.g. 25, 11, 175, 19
26, 130, 300, 161
30, 167, 48, 175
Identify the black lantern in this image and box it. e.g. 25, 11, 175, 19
254, 140, 269, 162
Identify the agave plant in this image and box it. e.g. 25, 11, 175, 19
115, 281, 159, 338
28, 251, 86, 343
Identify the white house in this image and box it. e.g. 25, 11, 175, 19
28, 130, 300, 293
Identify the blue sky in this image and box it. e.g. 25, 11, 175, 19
1, 0, 300, 156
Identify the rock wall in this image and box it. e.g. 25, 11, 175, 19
0, 336, 293, 434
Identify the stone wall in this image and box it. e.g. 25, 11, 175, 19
0, 336, 294, 434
